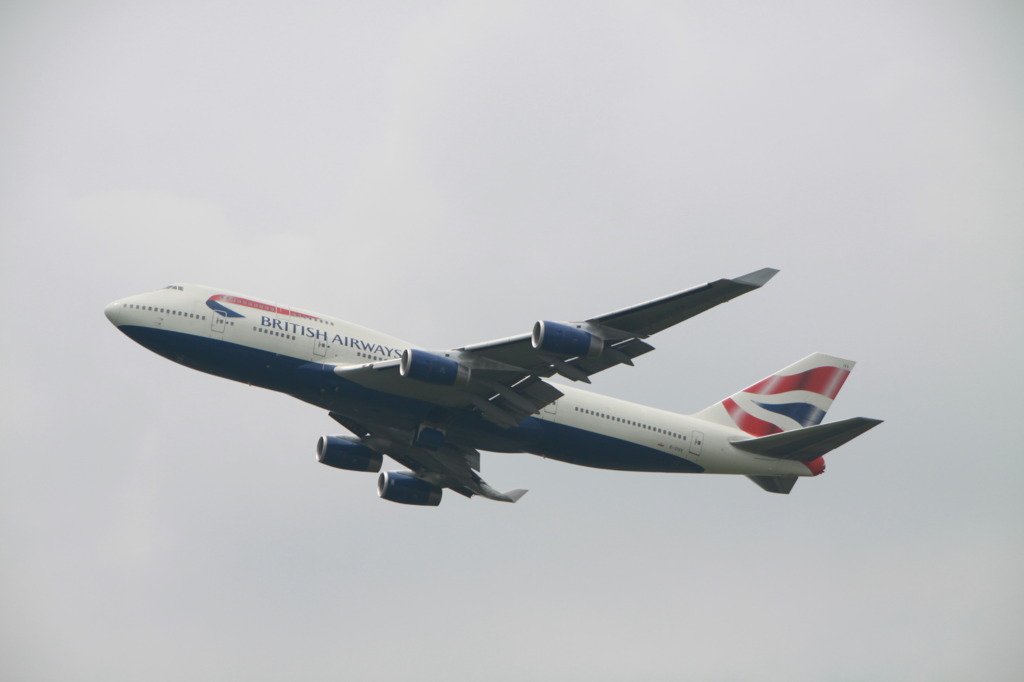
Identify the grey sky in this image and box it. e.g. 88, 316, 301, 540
2, 2, 1022, 680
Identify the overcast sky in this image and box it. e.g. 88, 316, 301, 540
2, 2, 1022, 680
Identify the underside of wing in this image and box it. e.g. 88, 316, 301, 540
328, 412, 527, 503
454, 267, 777, 385
589, 267, 778, 338
329, 357, 563, 428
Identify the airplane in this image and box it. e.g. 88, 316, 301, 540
104, 269, 881, 505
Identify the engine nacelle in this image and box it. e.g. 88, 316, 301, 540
400, 349, 471, 387
316, 435, 383, 472
377, 471, 443, 506
531, 320, 603, 358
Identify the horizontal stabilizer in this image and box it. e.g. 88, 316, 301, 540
732, 417, 882, 462
747, 475, 799, 494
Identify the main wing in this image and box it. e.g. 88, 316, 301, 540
459, 267, 779, 382
324, 269, 778, 502
328, 268, 779, 428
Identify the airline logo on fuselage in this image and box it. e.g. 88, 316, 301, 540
206, 294, 321, 320
204, 295, 402, 359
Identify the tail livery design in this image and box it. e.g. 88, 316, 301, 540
696, 353, 853, 436
696, 353, 881, 494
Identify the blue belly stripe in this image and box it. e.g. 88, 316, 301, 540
117, 325, 704, 474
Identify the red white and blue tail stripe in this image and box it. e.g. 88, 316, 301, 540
695, 353, 855, 437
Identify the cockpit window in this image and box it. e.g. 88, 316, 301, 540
164, 285, 184, 291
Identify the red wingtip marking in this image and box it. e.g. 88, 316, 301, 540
805, 457, 826, 476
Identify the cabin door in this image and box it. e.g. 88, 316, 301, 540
313, 333, 328, 357
210, 310, 227, 334
689, 430, 704, 456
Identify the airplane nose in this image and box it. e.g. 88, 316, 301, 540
104, 300, 123, 326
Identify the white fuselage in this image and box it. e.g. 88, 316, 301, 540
104, 284, 815, 479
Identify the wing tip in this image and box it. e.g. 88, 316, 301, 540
733, 267, 780, 288
476, 481, 529, 503
503, 489, 529, 503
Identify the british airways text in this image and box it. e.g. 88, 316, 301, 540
260, 316, 402, 358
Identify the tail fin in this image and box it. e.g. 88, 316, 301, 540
694, 353, 856, 436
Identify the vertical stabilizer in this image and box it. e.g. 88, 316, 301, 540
694, 353, 855, 436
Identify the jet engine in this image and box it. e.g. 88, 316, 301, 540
399, 349, 471, 387
377, 471, 443, 506
316, 435, 383, 472
531, 320, 603, 358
